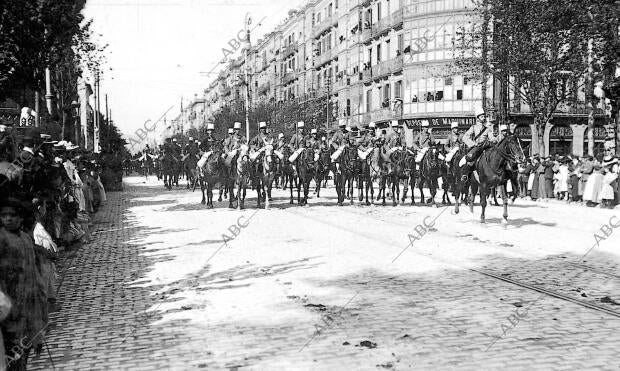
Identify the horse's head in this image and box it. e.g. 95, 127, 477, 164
501, 134, 526, 165
263, 144, 274, 171
424, 147, 441, 176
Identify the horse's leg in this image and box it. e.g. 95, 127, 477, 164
200, 179, 206, 205
256, 177, 262, 208
480, 184, 488, 223
469, 182, 478, 215
419, 178, 425, 206
500, 184, 509, 224
454, 179, 461, 214
430, 178, 437, 207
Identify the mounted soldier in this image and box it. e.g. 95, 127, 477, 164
329, 120, 348, 162
412, 120, 436, 163
288, 121, 306, 163
199, 123, 219, 157
249, 121, 272, 161
384, 120, 405, 160
445, 122, 463, 164
222, 122, 246, 165
460, 107, 499, 181
358, 122, 376, 160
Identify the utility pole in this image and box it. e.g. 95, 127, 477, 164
326, 75, 331, 131
244, 13, 252, 140
45, 67, 54, 117
94, 70, 101, 153
586, 8, 595, 156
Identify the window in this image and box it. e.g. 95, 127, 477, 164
335, 0, 338, 9
377, 44, 381, 63
367, 48, 372, 66
445, 77, 453, 85
383, 83, 391, 107
398, 34, 404, 54
328, 3, 333, 16
312, 13, 315, 26
456, 90, 463, 100
377, 2, 381, 19
435, 91, 444, 101
463, 76, 470, 85
346, 99, 351, 116
395, 80, 402, 99
366, 89, 372, 112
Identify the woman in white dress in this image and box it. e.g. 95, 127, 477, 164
583, 163, 604, 205
554, 158, 569, 200
600, 157, 618, 208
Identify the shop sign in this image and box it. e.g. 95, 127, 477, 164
403, 117, 475, 129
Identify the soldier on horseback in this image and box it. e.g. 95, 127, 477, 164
249, 122, 271, 160
199, 123, 218, 158
222, 122, 246, 164
445, 122, 463, 164
329, 120, 348, 162
384, 120, 406, 160
412, 120, 436, 163
358, 122, 377, 160
288, 121, 306, 164
460, 107, 499, 181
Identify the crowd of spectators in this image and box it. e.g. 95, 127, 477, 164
517, 154, 619, 208
0, 125, 107, 370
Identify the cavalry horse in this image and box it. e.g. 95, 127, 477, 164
160, 152, 178, 190
253, 141, 276, 209
279, 146, 297, 204
294, 147, 316, 206
183, 152, 199, 189
314, 146, 331, 198
398, 148, 417, 205
333, 145, 357, 206
196, 141, 228, 208
235, 145, 251, 209
466, 134, 525, 223
418, 146, 442, 207
362, 146, 386, 205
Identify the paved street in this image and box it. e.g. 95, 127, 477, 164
30, 175, 620, 370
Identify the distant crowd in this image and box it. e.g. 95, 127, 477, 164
517, 154, 619, 207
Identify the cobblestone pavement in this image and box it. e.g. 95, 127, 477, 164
30, 176, 620, 370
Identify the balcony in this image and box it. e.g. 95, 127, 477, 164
316, 49, 333, 67
314, 15, 336, 38
362, 26, 373, 44
510, 101, 605, 116
363, 106, 403, 123
281, 71, 297, 85
282, 42, 298, 59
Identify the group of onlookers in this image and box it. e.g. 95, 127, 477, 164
0, 126, 107, 370
517, 154, 619, 208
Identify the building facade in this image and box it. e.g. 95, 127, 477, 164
197, 0, 609, 156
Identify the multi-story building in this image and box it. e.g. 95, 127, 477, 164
200, 0, 609, 156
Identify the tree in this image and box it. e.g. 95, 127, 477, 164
454, 0, 599, 155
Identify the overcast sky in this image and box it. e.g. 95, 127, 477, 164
83, 0, 305, 145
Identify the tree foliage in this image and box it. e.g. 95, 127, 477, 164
454, 0, 616, 154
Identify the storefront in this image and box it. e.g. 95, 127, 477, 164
583, 126, 606, 158
548, 124, 573, 156
514, 124, 532, 156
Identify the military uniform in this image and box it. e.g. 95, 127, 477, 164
199, 134, 218, 152
223, 133, 246, 153
249, 132, 271, 152
288, 131, 306, 151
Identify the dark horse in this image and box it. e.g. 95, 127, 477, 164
196, 141, 230, 208
333, 146, 357, 206
160, 152, 178, 190
279, 146, 297, 204
253, 142, 276, 209
466, 134, 525, 223
235, 145, 251, 209
314, 146, 331, 198
418, 146, 442, 207
295, 148, 316, 206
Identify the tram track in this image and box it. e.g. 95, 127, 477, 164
322, 201, 620, 285
283, 206, 620, 321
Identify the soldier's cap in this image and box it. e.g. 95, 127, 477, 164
189, 137, 193, 141
233, 122, 242, 129
450, 122, 459, 129
369, 121, 376, 128
173, 138, 177, 142
227, 128, 234, 134
259, 121, 267, 128
311, 128, 317, 134
40, 133, 52, 140
278, 133, 284, 139
338, 120, 346, 127
297, 121, 305, 128
391, 120, 401, 127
